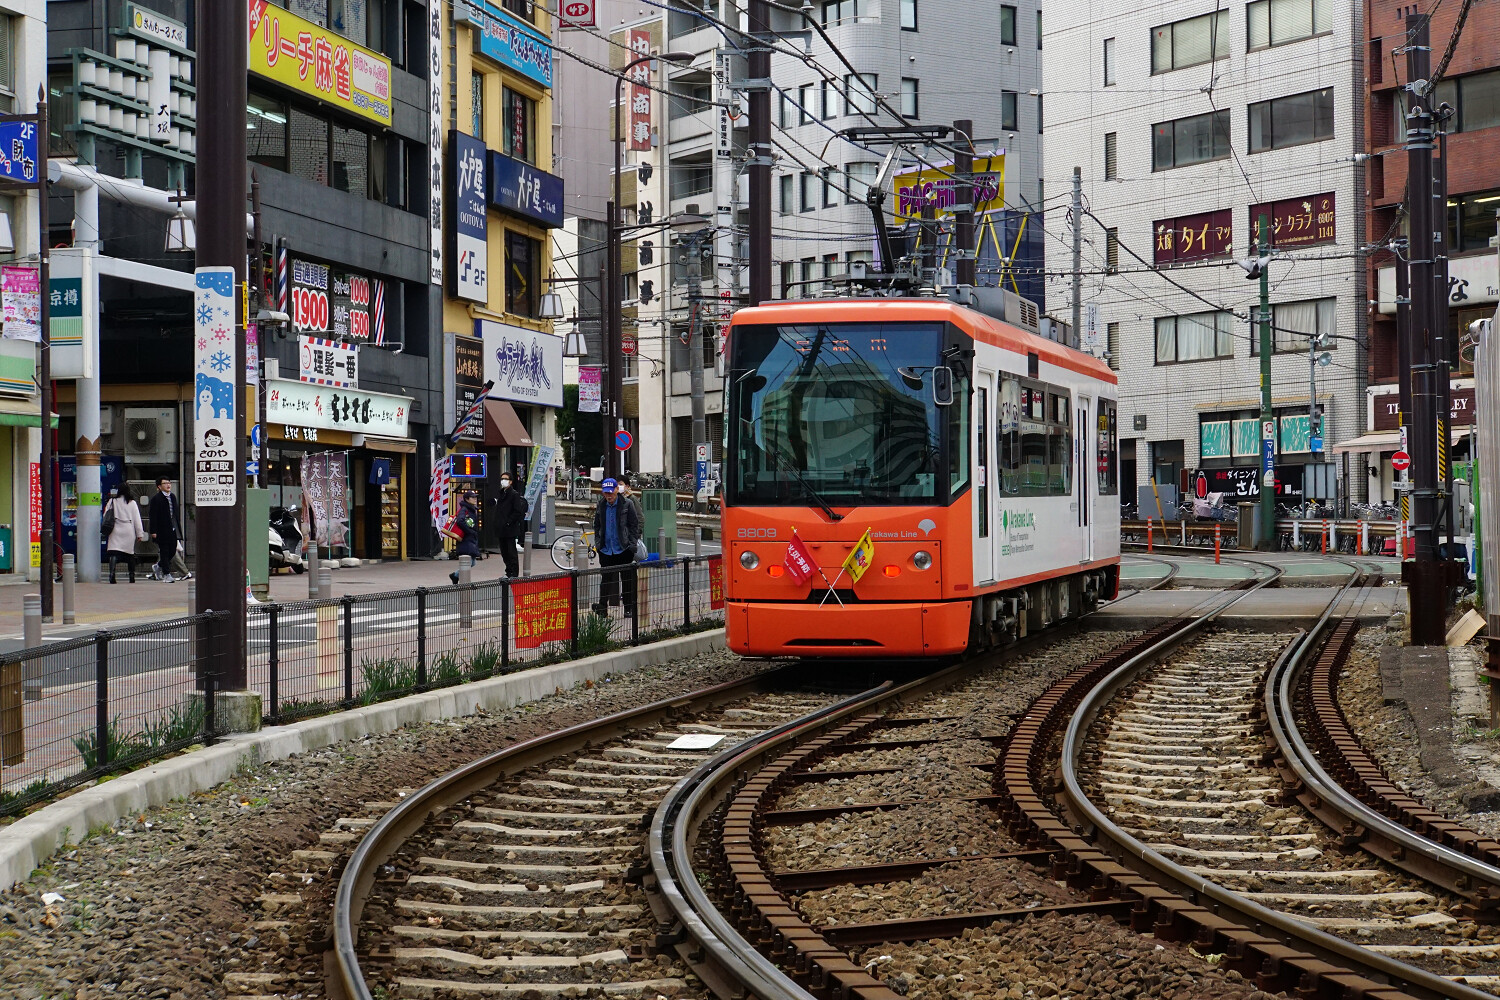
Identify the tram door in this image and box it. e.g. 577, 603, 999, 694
975, 370, 995, 584
1078, 396, 1093, 564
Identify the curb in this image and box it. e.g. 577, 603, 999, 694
0, 628, 727, 891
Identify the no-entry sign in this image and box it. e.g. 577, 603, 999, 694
1391, 450, 1411, 472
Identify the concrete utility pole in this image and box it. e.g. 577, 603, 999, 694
954, 120, 975, 287
37, 91, 53, 616
1071, 167, 1082, 339
746, 0, 772, 305
1256, 213, 1275, 551
196, 0, 248, 688
685, 228, 708, 465
1402, 12, 1447, 644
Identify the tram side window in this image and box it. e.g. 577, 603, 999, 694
1018, 383, 1049, 496
948, 366, 971, 496
977, 386, 989, 536
1097, 401, 1118, 495
997, 375, 1021, 494
1049, 391, 1072, 495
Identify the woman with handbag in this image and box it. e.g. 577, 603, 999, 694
104, 484, 147, 584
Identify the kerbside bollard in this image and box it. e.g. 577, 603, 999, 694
459, 555, 473, 628
318, 567, 332, 600
522, 529, 533, 577
306, 540, 319, 598
694, 524, 702, 558
657, 527, 667, 559
61, 554, 76, 626
21, 594, 40, 701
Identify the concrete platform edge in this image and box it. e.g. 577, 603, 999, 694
0, 628, 728, 891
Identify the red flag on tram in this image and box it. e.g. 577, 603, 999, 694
784, 534, 819, 585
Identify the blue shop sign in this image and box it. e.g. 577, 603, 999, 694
466, 1, 553, 88
488, 152, 563, 229
0, 119, 39, 185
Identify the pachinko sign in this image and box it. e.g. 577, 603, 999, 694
892, 155, 1004, 224
249, 0, 393, 127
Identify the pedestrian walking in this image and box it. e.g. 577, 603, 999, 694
147, 477, 190, 581
448, 489, 481, 585
103, 484, 147, 583
592, 478, 640, 617
493, 472, 528, 577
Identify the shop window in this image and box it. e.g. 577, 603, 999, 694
471, 71, 485, 140
505, 232, 541, 318
248, 94, 289, 172
502, 88, 537, 164
332, 125, 369, 196
289, 107, 330, 185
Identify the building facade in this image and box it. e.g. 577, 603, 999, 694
1362, 0, 1500, 502
1044, 0, 1368, 509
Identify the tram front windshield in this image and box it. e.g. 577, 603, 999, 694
728, 322, 948, 506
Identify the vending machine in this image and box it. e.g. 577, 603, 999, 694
59, 455, 126, 557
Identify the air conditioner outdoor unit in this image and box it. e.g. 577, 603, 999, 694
122, 408, 177, 464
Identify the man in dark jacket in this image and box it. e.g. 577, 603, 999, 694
448, 490, 481, 585
592, 478, 641, 616
147, 477, 187, 581
493, 472, 528, 577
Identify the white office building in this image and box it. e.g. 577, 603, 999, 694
1043, 0, 1369, 511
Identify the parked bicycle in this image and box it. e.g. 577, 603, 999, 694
550, 521, 598, 570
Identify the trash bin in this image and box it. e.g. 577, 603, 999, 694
1237, 504, 1259, 549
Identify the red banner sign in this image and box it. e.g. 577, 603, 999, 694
1249, 192, 1335, 249
1153, 209, 1232, 264
513, 577, 572, 649
627, 31, 652, 151
708, 556, 724, 609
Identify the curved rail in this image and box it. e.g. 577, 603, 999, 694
1055, 576, 1494, 1000
330, 668, 807, 1000
1268, 571, 1500, 915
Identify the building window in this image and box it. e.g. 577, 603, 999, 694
0, 17, 14, 114
1154, 311, 1234, 363
779, 174, 794, 215
1450, 189, 1500, 253
1248, 88, 1332, 152
671, 163, 712, 199
821, 0, 860, 26
799, 257, 815, 294
1104, 132, 1117, 180
1247, 0, 1332, 50
1037, 93, 1043, 132
800, 172, 816, 212
1036, 10, 1043, 48
1151, 110, 1230, 170
1001, 91, 1018, 130
901, 0, 917, 30
332, 124, 369, 196
821, 80, 837, 119
822, 252, 838, 287
1407, 70, 1500, 136
1000, 4, 1017, 45
505, 231, 541, 318
779, 261, 793, 298
1105, 228, 1119, 273
846, 161, 878, 203
669, 78, 711, 120
822, 167, 838, 207
1103, 37, 1116, 86
1151, 11, 1228, 74
289, 106, 330, 185
501, 0, 536, 24
470, 71, 485, 139
778, 92, 791, 129
1251, 298, 1336, 354
798, 83, 815, 125
248, 94, 289, 172
844, 73, 877, 116
502, 88, 537, 163
1106, 322, 1120, 371
900, 78, 919, 118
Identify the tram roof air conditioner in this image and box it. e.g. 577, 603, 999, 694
122, 408, 177, 464
948, 285, 1041, 335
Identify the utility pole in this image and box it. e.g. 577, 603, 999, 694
1434, 122, 1453, 555
1403, 12, 1447, 644
197, 0, 248, 688
37, 89, 52, 618
1256, 213, 1275, 551
685, 225, 707, 480
1071, 167, 1082, 339
953, 120, 975, 287
251, 171, 264, 490
746, 0, 772, 305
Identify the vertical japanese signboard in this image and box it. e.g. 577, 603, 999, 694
28, 462, 39, 568
578, 366, 601, 412
193, 267, 238, 507
455, 334, 486, 432
1, 266, 39, 342
449, 130, 489, 302
709, 555, 724, 609
627, 31, 652, 151
428, 2, 444, 285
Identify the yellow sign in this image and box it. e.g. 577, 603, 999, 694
891, 155, 1005, 224
842, 529, 876, 585
248, 0, 393, 127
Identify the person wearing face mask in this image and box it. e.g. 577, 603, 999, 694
493, 472, 529, 577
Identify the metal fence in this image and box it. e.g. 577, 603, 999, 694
0, 554, 726, 814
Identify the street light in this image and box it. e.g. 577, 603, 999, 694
563, 316, 588, 358
538, 277, 565, 321
609, 49, 694, 479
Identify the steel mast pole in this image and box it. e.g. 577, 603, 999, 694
746, 0, 772, 305
1257, 214, 1274, 550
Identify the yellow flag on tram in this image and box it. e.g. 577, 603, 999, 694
842, 529, 876, 585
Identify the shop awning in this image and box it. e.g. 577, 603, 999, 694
1331, 431, 1400, 454
356, 435, 417, 454
484, 400, 534, 448
0, 395, 55, 428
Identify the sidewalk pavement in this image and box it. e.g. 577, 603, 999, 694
0, 538, 719, 646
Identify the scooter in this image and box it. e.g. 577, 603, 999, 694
270, 505, 307, 573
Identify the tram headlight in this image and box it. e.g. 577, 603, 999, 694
740, 550, 760, 571
912, 550, 933, 571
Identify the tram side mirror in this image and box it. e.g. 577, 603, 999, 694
932, 366, 954, 407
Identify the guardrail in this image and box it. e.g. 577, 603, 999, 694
0, 555, 727, 815
1122, 518, 1403, 555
